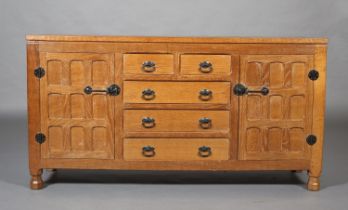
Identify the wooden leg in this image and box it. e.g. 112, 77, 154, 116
307, 176, 320, 191
30, 170, 44, 190
306, 46, 326, 191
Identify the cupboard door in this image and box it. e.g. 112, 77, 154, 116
239, 55, 314, 160
39, 53, 115, 159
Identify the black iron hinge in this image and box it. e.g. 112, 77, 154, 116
308, 69, 319, 81
35, 133, 46, 144
34, 67, 45, 79
306, 135, 317, 145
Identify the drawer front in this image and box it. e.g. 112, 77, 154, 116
181, 55, 231, 75
123, 81, 230, 104
124, 110, 229, 132
123, 54, 174, 74
124, 138, 229, 161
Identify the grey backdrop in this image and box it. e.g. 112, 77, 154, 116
1, 0, 348, 210
1, 0, 348, 115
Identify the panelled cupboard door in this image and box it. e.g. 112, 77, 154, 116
239, 55, 314, 160
39, 53, 115, 159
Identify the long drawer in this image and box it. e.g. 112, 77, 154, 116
124, 138, 229, 161
124, 110, 230, 132
123, 81, 230, 104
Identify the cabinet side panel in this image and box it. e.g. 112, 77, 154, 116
27, 42, 42, 175
309, 45, 327, 177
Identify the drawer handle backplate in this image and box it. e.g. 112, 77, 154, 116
142, 61, 156, 72
199, 61, 213, 73
199, 117, 212, 129
199, 89, 213, 101
198, 146, 212, 157
142, 146, 155, 157
142, 117, 156, 128
142, 89, 156, 100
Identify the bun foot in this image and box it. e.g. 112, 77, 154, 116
307, 176, 320, 191
30, 175, 44, 190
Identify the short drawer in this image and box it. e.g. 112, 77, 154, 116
180, 54, 231, 75
124, 110, 229, 132
124, 138, 229, 161
123, 54, 174, 74
123, 81, 230, 104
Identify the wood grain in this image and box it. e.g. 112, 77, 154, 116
27, 41, 44, 189
123, 81, 231, 104
124, 110, 229, 132
124, 138, 230, 161
41, 159, 310, 171
238, 55, 314, 160
26, 35, 327, 190
27, 35, 328, 44
39, 52, 115, 159
308, 45, 327, 191
180, 54, 231, 75
124, 54, 174, 75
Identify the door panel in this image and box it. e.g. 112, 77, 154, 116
239, 55, 313, 160
40, 53, 115, 159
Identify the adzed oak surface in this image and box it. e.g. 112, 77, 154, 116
27, 35, 327, 191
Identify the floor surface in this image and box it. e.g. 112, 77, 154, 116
0, 112, 347, 210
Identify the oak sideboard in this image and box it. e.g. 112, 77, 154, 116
26, 35, 327, 190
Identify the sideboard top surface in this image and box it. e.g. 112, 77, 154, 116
26, 35, 328, 44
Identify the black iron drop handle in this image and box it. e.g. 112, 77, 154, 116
142, 146, 155, 157
233, 83, 269, 96
199, 117, 212, 129
199, 61, 213, 73
142, 88, 156, 100
142, 117, 156, 128
84, 84, 121, 96
199, 89, 213, 101
198, 146, 212, 157
142, 61, 156, 72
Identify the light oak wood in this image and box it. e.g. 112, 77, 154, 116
40, 159, 310, 171
124, 138, 229, 161
27, 35, 328, 44
27, 42, 44, 189
123, 81, 231, 104
124, 110, 229, 132
39, 52, 115, 159
38, 42, 318, 55
26, 35, 327, 190
124, 54, 174, 75
180, 54, 231, 75
307, 45, 327, 191
238, 55, 313, 160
